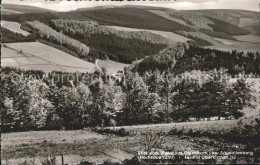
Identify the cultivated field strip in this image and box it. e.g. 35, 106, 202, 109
1, 42, 96, 73
1, 20, 30, 36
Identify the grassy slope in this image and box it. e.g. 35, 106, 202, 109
1, 20, 30, 36
1, 8, 23, 15
1, 4, 54, 13
1, 42, 96, 73
244, 25, 260, 35
184, 9, 258, 26
201, 31, 237, 40
234, 34, 259, 43
204, 43, 260, 53
1, 28, 36, 43
148, 8, 250, 39
206, 16, 251, 36
185, 9, 258, 35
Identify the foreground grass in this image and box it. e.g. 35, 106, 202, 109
2, 117, 259, 164
2, 130, 254, 164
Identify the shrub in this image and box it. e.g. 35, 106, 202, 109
94, 128, 130, 137
122, 156, 145, 165
78, 161, 94, 165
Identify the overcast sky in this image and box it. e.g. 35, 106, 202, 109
2, 0, 259, 12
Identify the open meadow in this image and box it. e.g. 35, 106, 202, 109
233, 34, 259, 43
1, 20, 30, 36
204, 37, 260, 53
1, 42, 96, 73
204, 43, 260, 53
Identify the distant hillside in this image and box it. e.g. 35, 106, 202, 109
185, 9, 259, 27
76, 5, 171, 11
1, 4, 54, 14
1, 8, 23, 15
51, 19, 171, 45
76, 5, 116, 11
3, 7, 253, 38
206, 16, 251, 36
149, 9, 213, 31
149, 9, 252, 37
2, 6, 258, 65
77, 8, 193, 32
184, 9, 259, 35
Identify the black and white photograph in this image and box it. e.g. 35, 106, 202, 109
0, 0, 259, 164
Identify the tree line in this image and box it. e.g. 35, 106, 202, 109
1, 64, 254, 132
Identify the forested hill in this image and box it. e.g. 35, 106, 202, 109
2, 7, 251, 36
135, 45, 260, 77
